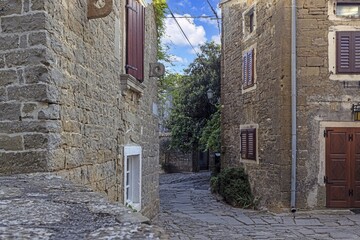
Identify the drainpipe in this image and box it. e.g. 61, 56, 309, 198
290, 0, 297, 213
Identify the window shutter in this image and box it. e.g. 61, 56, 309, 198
355, 32, 360, 72
337, 31, 360, 74
247, 49, 254, 86
126, 0, 145, 82
240, 130, 247, 159
247, 128, 256, 160
241, 128, 256, 160
242, 54, 247, 86
337, 31, 351, 73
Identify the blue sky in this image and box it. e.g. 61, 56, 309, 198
162, 0, 221, 73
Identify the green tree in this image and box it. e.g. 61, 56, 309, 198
168, 42, 221, 152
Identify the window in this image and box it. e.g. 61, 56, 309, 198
336, 2, 360, 17
336, 31, 360, 74
242, 49, 254, 88
126, 0, 145, 82
124, 145, 142, 211
240, 128, 256, 160
243, 6, 256, 38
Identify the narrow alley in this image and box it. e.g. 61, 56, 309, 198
154, 172, 360, 240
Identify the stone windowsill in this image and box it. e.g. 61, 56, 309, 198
120, 74, 146, 97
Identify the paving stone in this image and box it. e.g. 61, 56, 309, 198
0, 173, 166, 239
294, 218, 323, 226
154, 172, 360, 239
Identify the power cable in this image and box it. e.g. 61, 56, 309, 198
206, 0, 221, 35
167, 7, 201, 58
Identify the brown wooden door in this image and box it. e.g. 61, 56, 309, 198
326, 127, 360, 208
352, 130, 360, 208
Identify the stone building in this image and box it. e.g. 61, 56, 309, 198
220, 0, 360, 210
0, 0, 162, 218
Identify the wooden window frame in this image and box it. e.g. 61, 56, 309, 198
240, 128, 257, 160
336, 31, 360, 74
126, 0, 145, 82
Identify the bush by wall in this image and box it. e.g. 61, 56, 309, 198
211, 167, 255, 208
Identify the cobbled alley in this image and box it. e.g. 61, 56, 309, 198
154, 172, 360, 240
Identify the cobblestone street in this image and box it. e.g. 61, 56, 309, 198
154, 172, 360, 240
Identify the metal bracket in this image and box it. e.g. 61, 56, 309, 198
88, 0, 113, 19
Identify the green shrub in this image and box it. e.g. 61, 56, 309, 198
212, 167, 255, 208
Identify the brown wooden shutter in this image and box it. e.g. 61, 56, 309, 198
247, 128, 256, 160
126, 0, 145, 82
337, 31, 360, 74
241, 128, 256, 160
241, 130, 247, 159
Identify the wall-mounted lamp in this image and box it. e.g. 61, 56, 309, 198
206, 88, 214, 101
352, 103, 360, 121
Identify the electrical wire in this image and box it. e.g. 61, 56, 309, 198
206, 0, 221, 35
167, 7, 201, 58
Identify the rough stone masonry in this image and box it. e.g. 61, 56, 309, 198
0, 0, 160, 218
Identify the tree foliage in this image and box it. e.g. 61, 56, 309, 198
168, 42, 221, 152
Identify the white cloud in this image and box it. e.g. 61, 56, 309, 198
216, 5, 222, 18
211, 35, 221, 44
169, 55, 188, 64
198, 14, 218, 27
162, 13, 207, 48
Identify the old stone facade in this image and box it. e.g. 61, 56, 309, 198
0, 0, 160, 218
221, 0, 360, 210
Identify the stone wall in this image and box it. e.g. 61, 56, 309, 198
296, 0, 360, 209
0, 0, 160, 218
222, 0, 360, 210
221, 0, 292, 209
159, 134, 193, 172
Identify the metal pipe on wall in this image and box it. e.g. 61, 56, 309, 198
290, 0, 297, 213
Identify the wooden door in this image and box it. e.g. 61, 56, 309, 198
326, 127, 360, 208
352, 130, 360, 208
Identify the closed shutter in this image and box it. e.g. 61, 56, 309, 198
355, 32, 360, 72
240, 128, 256, 160
242, 54, 247, 86
241, 130, 247, 159
126, 0, 145, 82
247, 128, 256, 160
337, 31, 360, 74
247, 49, 254, 86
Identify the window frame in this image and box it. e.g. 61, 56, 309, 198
328, 27, 360, 81
240, 125, 258, 163
123, 145, 142, 211
335, 1, 360, 17
242, 5, 256, 40
328, 0, 360, 20
242, 47, 255, 91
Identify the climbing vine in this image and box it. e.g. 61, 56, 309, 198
153, 0, 168, 60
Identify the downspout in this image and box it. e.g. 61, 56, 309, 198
290, 0, 297, 213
